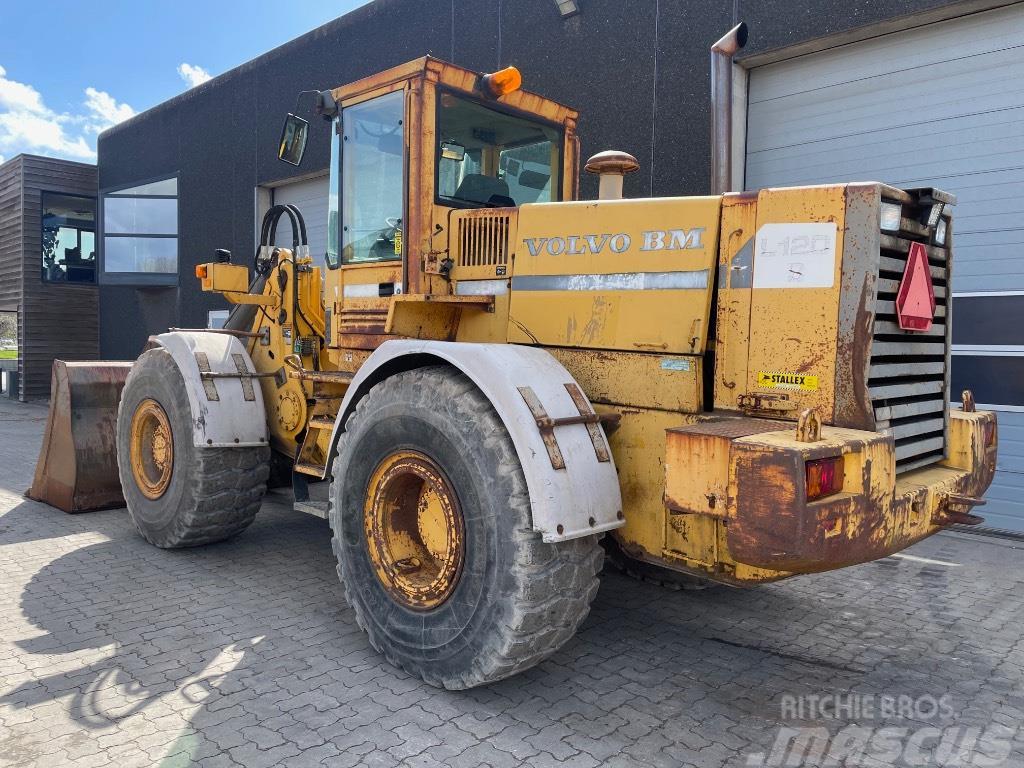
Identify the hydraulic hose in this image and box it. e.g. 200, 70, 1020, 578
225, 204, 308, 333
278, 204, 320, 367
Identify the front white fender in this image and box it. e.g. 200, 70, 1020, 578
327, 340, 624, 543
151, 332, 269, 449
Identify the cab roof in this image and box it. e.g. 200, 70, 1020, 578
330, 56, 579, 128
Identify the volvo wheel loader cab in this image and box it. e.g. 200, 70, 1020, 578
31, 27, 998, 690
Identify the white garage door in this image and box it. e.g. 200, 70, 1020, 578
745, 4, 1024, 532
272, 174, 329, 267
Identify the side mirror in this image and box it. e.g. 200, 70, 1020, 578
440, 140, 466, 162
278, 114, 310, 166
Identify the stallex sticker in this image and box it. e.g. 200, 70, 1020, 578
393, 231, 403, 255
757, 371, 819, 391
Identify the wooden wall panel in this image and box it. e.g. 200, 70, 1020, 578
0, 158, 22, 314
17, 156, 98, 400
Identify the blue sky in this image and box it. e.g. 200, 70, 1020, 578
0, 0, 369, 165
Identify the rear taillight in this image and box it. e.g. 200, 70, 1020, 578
806, 456, 844, 502
985, 420, 997, 447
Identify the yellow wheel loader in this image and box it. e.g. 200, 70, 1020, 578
30, 25, 997, 689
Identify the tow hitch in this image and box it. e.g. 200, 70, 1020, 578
932, 493, 985, 527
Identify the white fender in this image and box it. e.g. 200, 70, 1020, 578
151, 332, 269, 449
326, 340, 624, 543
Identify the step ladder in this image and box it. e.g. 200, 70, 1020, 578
285, 360, 353, 517
282, 356, 352, 475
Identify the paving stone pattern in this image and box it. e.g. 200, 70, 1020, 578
1, 398, 1022, 767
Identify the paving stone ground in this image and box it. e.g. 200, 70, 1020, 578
1, 396, 1022, 767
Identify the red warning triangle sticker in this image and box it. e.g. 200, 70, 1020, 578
895, 242, 936, 331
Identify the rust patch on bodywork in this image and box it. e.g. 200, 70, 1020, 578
725, 410, 997, 574
665, 417, 792, 517
727, 439, 889, 572
835, 275, 877, 429
832, 183, 880, 430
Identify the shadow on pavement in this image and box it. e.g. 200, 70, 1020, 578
0, 498, 127, 548
2, 494, 1020, 765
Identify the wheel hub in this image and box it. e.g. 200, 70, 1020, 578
129, 399, 174, 500
364, 451, 464, 610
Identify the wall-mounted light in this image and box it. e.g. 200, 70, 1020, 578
555, 0, 579, 18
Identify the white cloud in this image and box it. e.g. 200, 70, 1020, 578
0, 111, 93, 159
0, 65, 134, 162
83, 87, 136, 132
0, 65, 46, 114
177, 63, 212, 89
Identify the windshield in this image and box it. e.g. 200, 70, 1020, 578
436, 92, 561, 208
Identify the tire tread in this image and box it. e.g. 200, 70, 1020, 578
328, 366, 603, 689
603, 538, 714, 591
147, 446, 269, 547
117, 347, 269, 549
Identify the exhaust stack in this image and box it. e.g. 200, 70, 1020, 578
585, 150, 640, 200
710, 22, 748, 195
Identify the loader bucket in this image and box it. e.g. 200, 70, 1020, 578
27, 360, 134, 513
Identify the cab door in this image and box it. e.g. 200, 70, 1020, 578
332, 87, 408, 350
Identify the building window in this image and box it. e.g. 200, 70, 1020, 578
0, 310, 16, 361
207, 309, 229, 329
41, 192, 97, 284
101, 177, 178, 283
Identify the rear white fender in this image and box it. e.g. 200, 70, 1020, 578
150, 332, 269, 449
326, 340, 624, 543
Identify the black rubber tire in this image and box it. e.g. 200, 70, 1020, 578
116, 347, 270, 549
329, 366, 604, 689
603, 536, 717, 591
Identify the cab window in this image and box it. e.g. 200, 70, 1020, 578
436, 92, 561, 208
341, 90, 404, 264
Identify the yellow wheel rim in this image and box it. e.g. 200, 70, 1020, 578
364, 451, 465, 611
129, 399, 174, 500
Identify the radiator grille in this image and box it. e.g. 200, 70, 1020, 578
456, 213, 511, 268
869, 204, 951, 473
